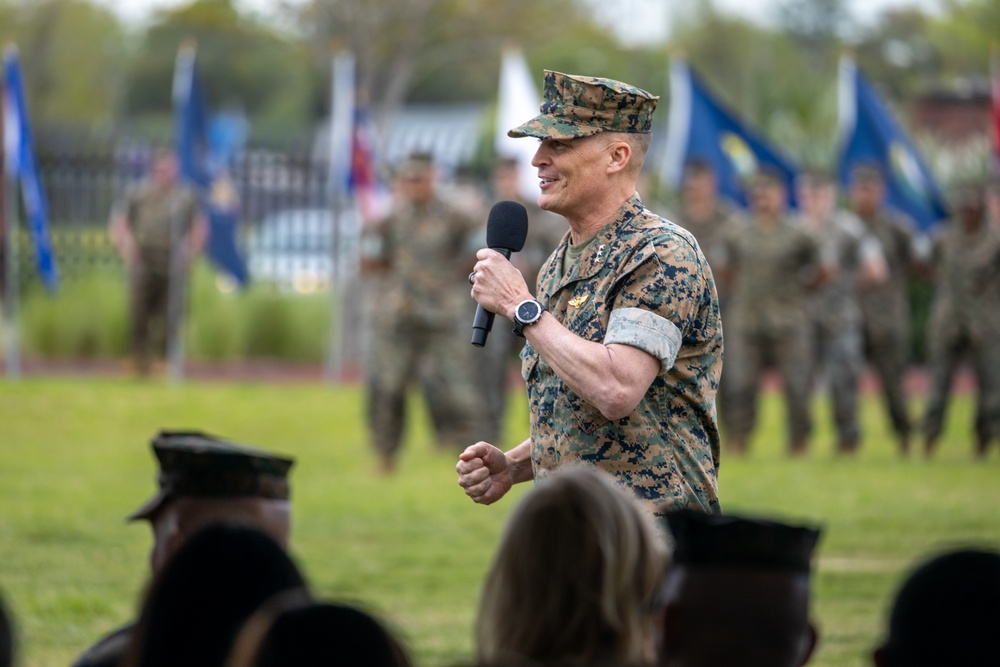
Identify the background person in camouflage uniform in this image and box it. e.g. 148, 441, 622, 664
922, 183, 1000, 460
72, 430, 294, 667
718, 168, 825, 456
848, 164, 921, 455
362, 153, 487, 474
986, 177, 1000, 231
796, 169, 887, 454
667, 157, 739, 434
456, 71, 723, 519
109, 151, 207, 376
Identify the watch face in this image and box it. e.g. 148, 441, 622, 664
517, 300, 540, 322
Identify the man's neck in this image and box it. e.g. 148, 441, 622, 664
566, 188, 634, 245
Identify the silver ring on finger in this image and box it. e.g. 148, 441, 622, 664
468, 271, 476, 285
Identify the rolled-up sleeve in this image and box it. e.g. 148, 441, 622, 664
604, 306, 682, 369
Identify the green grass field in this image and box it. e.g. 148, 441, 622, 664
0, 376, 997, 667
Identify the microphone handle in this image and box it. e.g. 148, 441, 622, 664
470, 247, 512, 347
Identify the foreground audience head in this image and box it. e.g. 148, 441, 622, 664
0, 592, 13, 667
657, 510, 821, 667
128, 430, 295, 574
225, 589, 412, 667
476, 465, 667, 667
873, 547, 1000, 667
122, 522, 308, 667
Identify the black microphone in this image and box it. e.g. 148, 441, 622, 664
471, 200, 529, 347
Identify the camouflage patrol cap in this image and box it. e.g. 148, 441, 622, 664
665, 510, 821, 573
507, 70, 659, 140
127, 430, 294, 522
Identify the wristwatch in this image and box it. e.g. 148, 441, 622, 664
512, 299, 546, 338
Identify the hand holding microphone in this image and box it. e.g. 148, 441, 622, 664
470, 201, 529, 347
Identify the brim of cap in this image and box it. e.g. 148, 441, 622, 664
507, 114, 605, 140
125, 489, 172, 522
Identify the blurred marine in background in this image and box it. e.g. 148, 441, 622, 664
796, 169, 887, 454
108, 150, 207, 377
361, 152, 487, 474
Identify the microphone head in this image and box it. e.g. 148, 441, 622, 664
486, 200, 529, 252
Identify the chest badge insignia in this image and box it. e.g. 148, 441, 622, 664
569, 294, 589, 308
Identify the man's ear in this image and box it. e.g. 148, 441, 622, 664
606, 141, 632, 175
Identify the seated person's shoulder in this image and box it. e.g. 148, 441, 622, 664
71, 623, 134, 667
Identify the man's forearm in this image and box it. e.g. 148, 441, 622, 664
521, 312, 659, 420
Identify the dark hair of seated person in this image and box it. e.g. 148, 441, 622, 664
121, 521, 308, 667
225, 589, 412, 667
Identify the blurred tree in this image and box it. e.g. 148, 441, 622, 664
927, 0, 1000, 78
124, 0, 319, 136
293, 0, 621, 121
3, 0, 128, 126
669, 0, 839, 167
852, 7, 940, 100
776, 0, 850, 69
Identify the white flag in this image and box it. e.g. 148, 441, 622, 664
495, 47, 541, 202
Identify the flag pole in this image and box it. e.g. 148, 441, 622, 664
323, 46, 355, 385
3, 165, 19, 379
2, 45, 21, 380
167, 41, 197, 385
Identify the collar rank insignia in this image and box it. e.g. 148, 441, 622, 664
594, 244, 605, 263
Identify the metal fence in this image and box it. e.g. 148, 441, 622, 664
5, 128, 340, 292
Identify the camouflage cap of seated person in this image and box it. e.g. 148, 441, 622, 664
508, 70, 659, 140
127, 430, 294, 522
665, 509, 821, 574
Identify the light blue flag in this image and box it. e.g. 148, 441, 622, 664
661, 58, 799, 209
3, 44, 58, 292
837, 56, 948, 232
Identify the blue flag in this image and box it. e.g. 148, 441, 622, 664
3, 44, 58, 292
173, 45, 249, 286
837, 56, 948, 232
661, 59, 799, 209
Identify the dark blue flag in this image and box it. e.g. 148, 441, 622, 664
3, 44, 58, 292
661, 59, 799, 209
837, 56, 948, 232
173, 45, 249, 286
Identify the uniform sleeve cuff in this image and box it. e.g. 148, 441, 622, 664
604, 307, 682, 369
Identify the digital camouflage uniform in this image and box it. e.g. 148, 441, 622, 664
922, 220, 1000, 446
120, 182, 199, 363
721, 214, 820, 449
365, 195, 486, 456
521, 194, 723, 518
856, 209, 916, 439
505, 71, 722, 518
801, 209, 881, 451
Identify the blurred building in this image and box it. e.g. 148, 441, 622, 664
911, 77, 993, 143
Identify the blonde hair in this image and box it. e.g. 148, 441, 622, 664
476, 465, 667, 667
